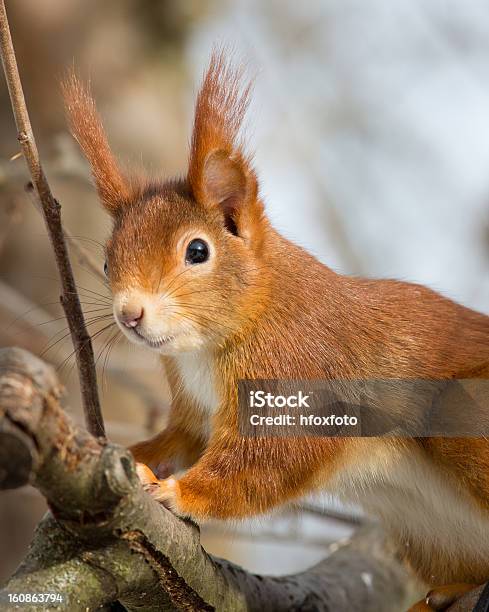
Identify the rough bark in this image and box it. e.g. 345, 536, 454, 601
0, 347, 418, 611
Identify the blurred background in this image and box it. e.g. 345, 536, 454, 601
1, 0, 489, 586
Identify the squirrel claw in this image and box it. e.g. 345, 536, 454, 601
149, 476, 180, 512
142, 481, 160, 494
135, 463, 183, 515
135, 462, 158, 485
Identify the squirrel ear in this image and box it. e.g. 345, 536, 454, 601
188, 51, 261, 236
62, 73, 132, 215
198, 149, 258, 232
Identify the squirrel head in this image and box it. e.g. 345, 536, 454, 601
63, 51, 269, 354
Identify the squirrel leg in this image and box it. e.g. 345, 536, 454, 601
136, 438, 329, 520
129, 426, 204, 477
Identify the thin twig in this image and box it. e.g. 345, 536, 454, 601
0, 0, 105, 438
24, 181, 107, 284
65, 229, 107, 283
300, 502, 364, 526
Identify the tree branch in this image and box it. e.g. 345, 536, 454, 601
23, 180, 108, 285
0, 347, 418, 611
0, 0, 104, 438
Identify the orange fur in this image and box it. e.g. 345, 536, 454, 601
65, 50, 489, 602
62, 73, 134, 212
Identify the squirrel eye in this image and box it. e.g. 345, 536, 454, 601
104, 260, 109, 277
185, 238, 209, 265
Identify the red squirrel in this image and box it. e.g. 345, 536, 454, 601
63, 52, 489, 611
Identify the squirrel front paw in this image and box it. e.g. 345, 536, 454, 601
135, 463, 183, 516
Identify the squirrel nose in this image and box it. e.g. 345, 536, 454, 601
120, 305, 144, 328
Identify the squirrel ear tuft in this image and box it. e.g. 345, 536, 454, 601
188, 50, 260, 235
62, 72, 132, 215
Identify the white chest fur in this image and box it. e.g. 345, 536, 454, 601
173, 351, 219, 416
331, 440, 489, 578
